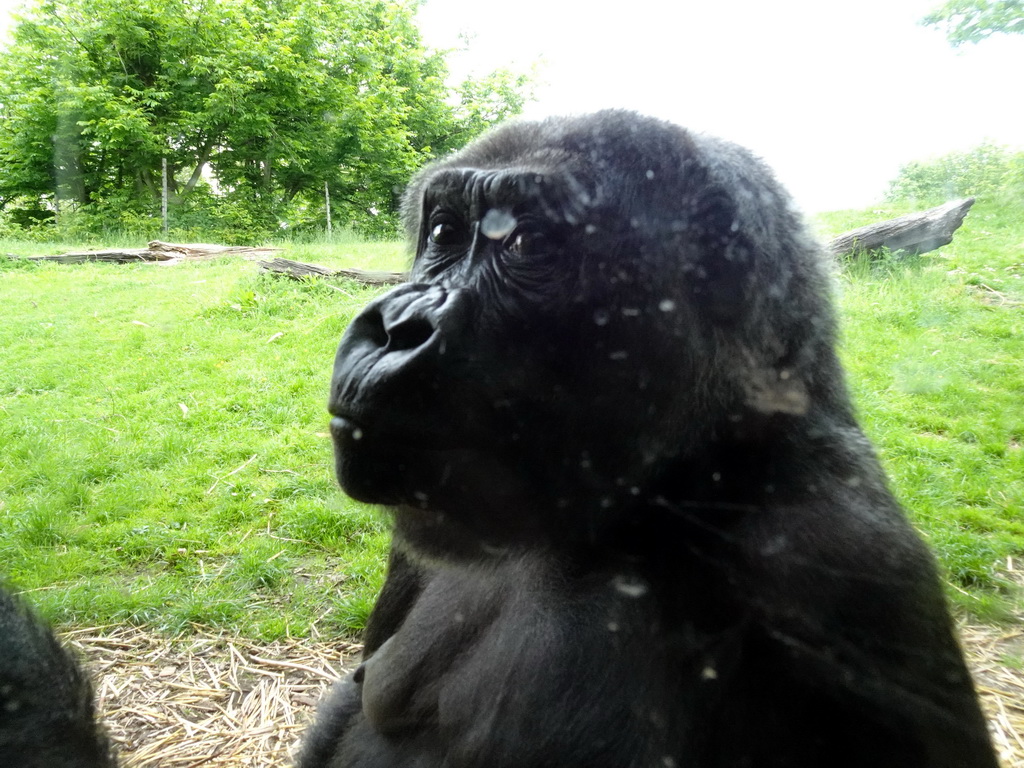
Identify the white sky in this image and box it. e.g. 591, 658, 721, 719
418, 0, 1023, 211
1, 0, 1020, 211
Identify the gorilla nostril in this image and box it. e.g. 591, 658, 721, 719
386, 317, 435, 351
358, 307, 389, 348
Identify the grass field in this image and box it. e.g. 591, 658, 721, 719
1, 199, 1022, 639
818, 199, 1024, 618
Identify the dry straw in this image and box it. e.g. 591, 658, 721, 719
64, 625, 358, 767
64, 619, 1022, 768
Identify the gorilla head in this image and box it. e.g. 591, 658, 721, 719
329, 111, 851, 559
315, 111, 996, 768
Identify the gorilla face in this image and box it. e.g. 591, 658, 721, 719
328, 111, 837, 557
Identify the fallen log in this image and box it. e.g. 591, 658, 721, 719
28, 241, 280, 263
258, 257, 408, 285
147, 241, 280, 259
255, 258, 338, 279
826, 198, 974, 258
27, 248, 173, 264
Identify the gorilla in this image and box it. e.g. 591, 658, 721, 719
0, 586, 117, 768
303, 111, 998, 768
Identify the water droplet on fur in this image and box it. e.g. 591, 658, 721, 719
480, 209, 517, 240
611, 574, 649, 598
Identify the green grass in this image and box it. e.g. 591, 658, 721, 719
0, 205, 1021, 637
0, 237, 406, 638
820, 198, 1024, 618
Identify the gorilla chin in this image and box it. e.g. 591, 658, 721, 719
331, 412, 548, 554
306, 110, 998, 768
328, 414, 410, 505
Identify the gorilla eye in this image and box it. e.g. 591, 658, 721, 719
506, 229, 553, 258
429, 220, 467, 247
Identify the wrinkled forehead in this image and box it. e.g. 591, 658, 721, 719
420, 167, 597, 222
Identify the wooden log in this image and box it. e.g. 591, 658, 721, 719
147, 241, 280, 259
257, 258, 338, 278
28, 241, 280, 263
258, 257, 408, 285
826, 198, 974, 258
333, 267, 409, 286
28, 249, 172, 264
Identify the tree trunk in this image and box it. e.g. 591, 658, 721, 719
826, 198, 974, 258
181, 138, 216, 198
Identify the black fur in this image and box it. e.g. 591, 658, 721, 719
0, 586, 117, 768
308, 110, 997, 767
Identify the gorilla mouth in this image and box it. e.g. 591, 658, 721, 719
329, 412, 474, 454
329, 414, 422, 506
329, 412, 485, 505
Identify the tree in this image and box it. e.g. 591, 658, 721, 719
0, 0, 532, 236
922, 0, 1024, 46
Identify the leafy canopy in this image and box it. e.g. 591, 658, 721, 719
0, 0, 533, 238
922, 0, 1024, 46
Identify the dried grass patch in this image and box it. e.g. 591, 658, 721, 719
964, 623, 1024, 768
64, 626, 358, 767
63, 623, 1023, 768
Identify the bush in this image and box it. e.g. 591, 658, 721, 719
887, 143, 1024, 204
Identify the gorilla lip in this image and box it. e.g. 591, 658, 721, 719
330, 413, 470, 452
329, 415, 363, 441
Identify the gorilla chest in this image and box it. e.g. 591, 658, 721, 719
356, 562, 728, 766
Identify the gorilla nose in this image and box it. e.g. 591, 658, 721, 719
329, 284, 470, 420
350, 283, 453, 356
